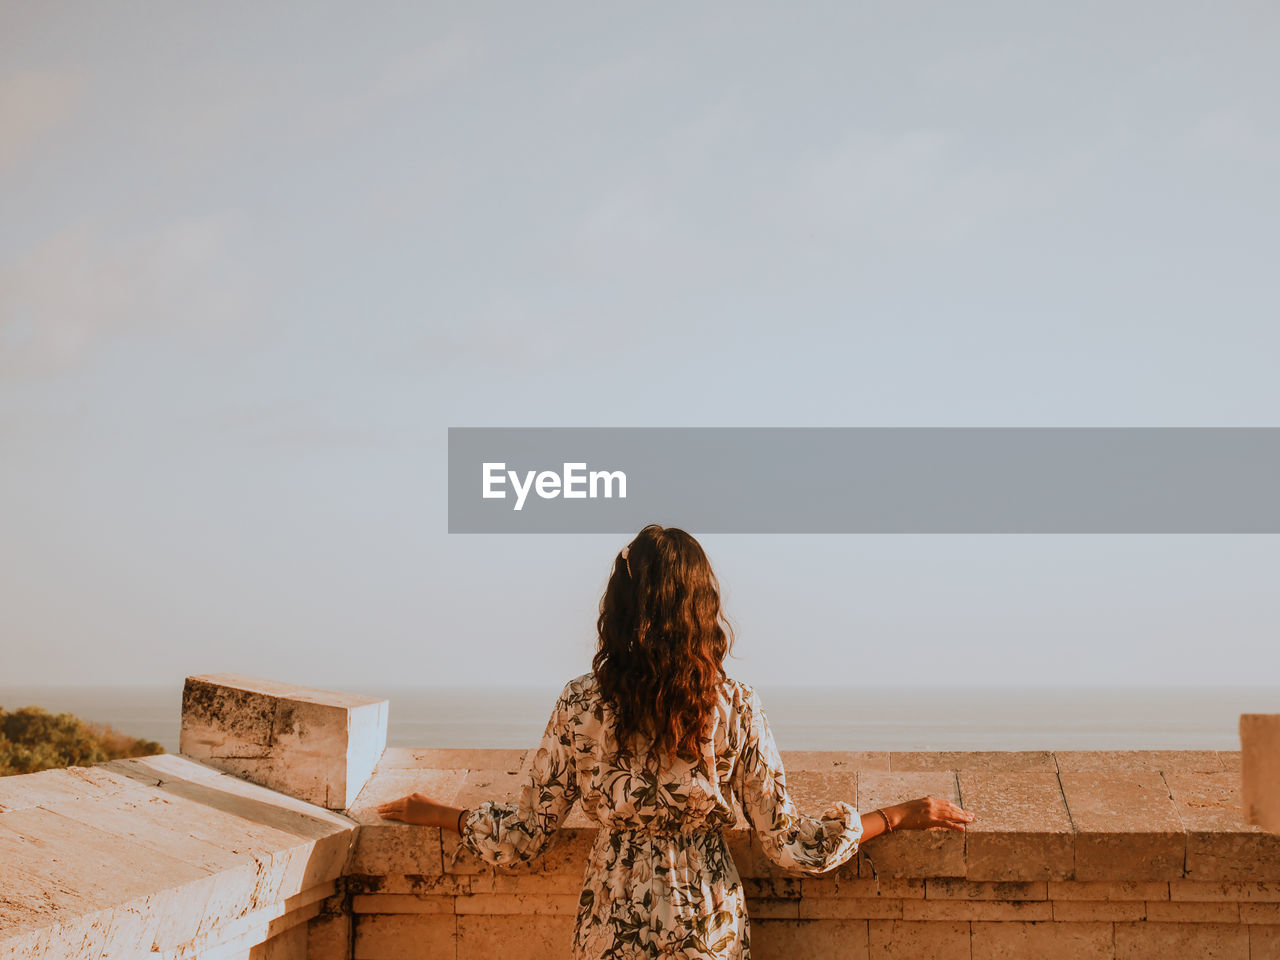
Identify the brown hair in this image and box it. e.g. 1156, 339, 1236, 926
592, 524, 734, 772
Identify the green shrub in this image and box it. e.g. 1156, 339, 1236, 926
0, 705, 164, 776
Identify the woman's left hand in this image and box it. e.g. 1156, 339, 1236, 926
376, 792, 439, 826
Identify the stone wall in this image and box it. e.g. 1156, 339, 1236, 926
2, 676, 1277, 960
342, 747, 1279, 960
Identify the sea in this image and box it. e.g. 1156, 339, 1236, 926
1, 685, 1276, 756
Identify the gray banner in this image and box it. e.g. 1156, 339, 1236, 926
447, 428, 1280, 533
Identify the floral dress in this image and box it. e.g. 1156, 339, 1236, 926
454, 672, 863, 959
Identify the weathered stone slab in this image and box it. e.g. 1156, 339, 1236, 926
1242, 714, 1280, 833
891, 751, 1055, 772
857, 772, 965, 879
780, 751, 891, 772
1113, 920, 1248, 959
1055, 750, 1225, 774
1165, 770, 1280, 880
971, 920, 1112, 960
751, 918, 869, 958
784, 770, 858, 818
378, 747, 526, 774
180, 674, 388, 810
1057, 771, 1186, 880
959, 772, 1074, 881
867, 919, 970, 959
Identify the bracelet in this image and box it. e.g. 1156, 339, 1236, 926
874, 808, 893, 834
456, 808, 470, 835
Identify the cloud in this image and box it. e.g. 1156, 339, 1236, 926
0, 212, 261, 377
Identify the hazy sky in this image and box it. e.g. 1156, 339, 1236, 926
2, 2, 1278, 691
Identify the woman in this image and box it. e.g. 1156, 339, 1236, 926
378, 524, 973, 959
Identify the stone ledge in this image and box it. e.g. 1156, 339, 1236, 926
343, 747, 1273, 885
2, 735, 1274, 960
0, 754, 358, 960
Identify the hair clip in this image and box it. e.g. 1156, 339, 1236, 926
620, 545, 632, 577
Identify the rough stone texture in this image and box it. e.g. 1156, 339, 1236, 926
959, 771, 1075, 881
857, 772, 965, 878
0, 754, 355, 960
891, 751, 1056, 772
751, 918, 869, 957
1058, 771, 1186, 881
1055, 750, 1226, 774
1164, 770, 1280, 881
1242, 714, 1280, 833
971, 920, 1113, 960
180, 674, 388, 811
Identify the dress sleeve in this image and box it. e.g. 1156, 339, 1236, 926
731, 686, 862, 876
453, 685, 580, 868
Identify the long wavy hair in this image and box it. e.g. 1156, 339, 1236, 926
593, 524, 734, 772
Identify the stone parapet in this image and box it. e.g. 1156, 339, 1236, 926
345, 746, 1274, 960
1, 684, 1274, 960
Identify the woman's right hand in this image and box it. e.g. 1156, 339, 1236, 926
884, 796, 974, 832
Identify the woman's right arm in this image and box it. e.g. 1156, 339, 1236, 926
859, 795, 974, 841
732, 688, 973, 873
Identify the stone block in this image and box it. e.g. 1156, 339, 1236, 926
348, 825, 443, 880
900, 898, 1051, 921
306, 912, 352, 960
1057, 771, 1186, 880
958, 771, 1074, 881
1253, 925, 1280, 960
353, 913, 456, 959
1051, 899, 1146, 921
378, 747, 526, 773
800, 877, 924, 900
784, 769, 859, 818
1243, 714, 1280, 833
1047, 880, 1168, 901
1242, 902, 1280, 924
891, 751, 1055, 772
779, 751, 890, 771
455, 914, 574, 960
351, 894, 456, 915
1170, 880, 1280, 901
744, 897, 799, 918
796, 897, 903, 919
180, 674, 388, 810
1164, 770, 1280, 880
867, 920, 970, 960
971, 920, 1112, 960
857, 772, 965, 878
1054, 750, 1225, 774
453, 892, 579, 916
750, 918, 868, 959
1114, 921, 1248, 959
925, 879, 1047, 901
1145, 900, 1240, 922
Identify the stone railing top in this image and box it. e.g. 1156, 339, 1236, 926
347, 747, 1277, 885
